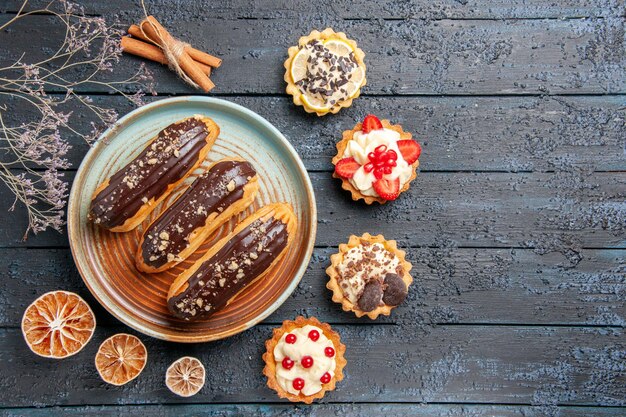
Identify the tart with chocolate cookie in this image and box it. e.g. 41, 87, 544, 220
167, 203, 297, 321
136, 158, 259, 273
332, 114, 421, 204
89, 115, 219, 232
284, 28, 366, 116
326, 233, 412, 319
263, 316, 346, 403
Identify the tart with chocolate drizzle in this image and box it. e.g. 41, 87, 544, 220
136, 158, 259, 273
326, 233, 413, 319
263, 316, 346, 403
284, 28, 366, 116
167, 203, 297, 321
88, 115, 219, 232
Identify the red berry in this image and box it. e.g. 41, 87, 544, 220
387, 149, 398, 160
293, 378, 305, 390
375, 144, 387, 155
374, 167, 384, 179
334, 157, 361, 179
282, 357, 294, 370
396, 140, 421, 164
320, 372, 332, 384
367, 151, 377, 162
386, 159, 396, 167
285, 333, 297, 344
384, 166, 393, 175
364, 162, 374, 173
362, 115, 383, 133
301, 355, 314, 368
308, 329, 320, 341
373, 177, 401, 201
324, 347, 335, 357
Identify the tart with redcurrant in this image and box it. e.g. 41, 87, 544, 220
284, 28, 366, 116
262, 316, 346, 403
332, 114, 421, 204
326, 233, 413, 319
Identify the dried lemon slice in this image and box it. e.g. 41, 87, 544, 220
21, 291, 96, 359
165, 356, 206, 397
95, 333, 147, 386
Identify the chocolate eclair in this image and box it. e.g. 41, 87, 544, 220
88, 115, 219, 232
136, 158, 259, 273
167, 203, 297, 321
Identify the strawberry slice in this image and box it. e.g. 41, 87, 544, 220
397, 140, 421, 164
334, 157, 361, 179
373, 177, 400, 201
362, 115, 383, 133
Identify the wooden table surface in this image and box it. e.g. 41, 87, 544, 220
1, 1, 625, 416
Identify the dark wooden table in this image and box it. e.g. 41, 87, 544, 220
1, 1, 625, 416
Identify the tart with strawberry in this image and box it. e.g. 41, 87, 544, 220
263, 316, 346, 403
332, 115, 421, 204
284, 28, 366, 116
326, 233, 413, 319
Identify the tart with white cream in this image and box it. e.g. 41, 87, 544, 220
326, 233, 413, 319
332, 115, 421, 204
263, 316, 346, 403
284, 28, 366, 116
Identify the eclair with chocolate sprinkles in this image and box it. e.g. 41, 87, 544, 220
88, 115, 219, 232
167, 203, 297, 321
136, 158, 259, 273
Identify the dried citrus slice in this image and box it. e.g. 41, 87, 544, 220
165, 356, 206, 397
21, 290, 96, 359
95, 333, 147, 386
300, 94, 332, 113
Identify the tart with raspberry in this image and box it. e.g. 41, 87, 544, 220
263, 316, 347, 403
332, 115, 421, 204
326, 233, 413, 319
284, 28, 366, 116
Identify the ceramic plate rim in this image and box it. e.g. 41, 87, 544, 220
68, 96, 317, 342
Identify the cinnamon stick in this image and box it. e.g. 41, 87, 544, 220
121, 36, 211, 76
129, 24, 222, 68
140, 16, 214, 92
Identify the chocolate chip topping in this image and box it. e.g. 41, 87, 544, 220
357, 280, 384, 312
89, 118, 211, 229
168, 215, 289, 321
382, 273, 408, 306
141, 160, 256, 268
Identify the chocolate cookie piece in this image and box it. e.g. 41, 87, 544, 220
357, 280, 383, 312
382, 273, 407, 306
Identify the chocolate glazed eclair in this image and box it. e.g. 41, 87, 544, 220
167, 203, 297, 321
135, 158, 259, 273
88, 115, 219, 232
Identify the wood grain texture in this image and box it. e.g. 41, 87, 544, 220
1, 13, 624, 95
0, 247, 624, 327
0, 325, 624, 406
4, 404, 626, 417
2, 95, 624, 172
3, 0, 625, 19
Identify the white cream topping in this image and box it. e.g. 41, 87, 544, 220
342, 128, 413, 197
336, 243, 400, 304
273, 325, 336, 396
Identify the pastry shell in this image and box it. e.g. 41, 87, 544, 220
284, 28, 366, 116
332, 120, 419, 204
326, 233, 413, 320
262, 316, 347, 403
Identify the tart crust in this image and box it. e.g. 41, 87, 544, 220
332, 120, 419, 204
262, 316, 347, 403
326, 233, 413, 319
284, 28, 366, 116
